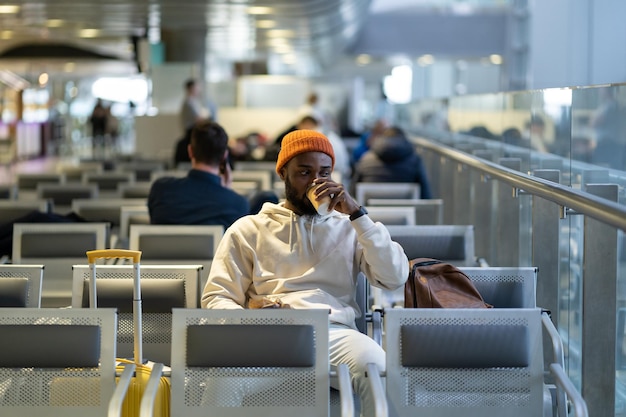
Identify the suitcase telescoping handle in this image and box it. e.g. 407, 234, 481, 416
86, 249, 144, 364
87, 249, 142, 264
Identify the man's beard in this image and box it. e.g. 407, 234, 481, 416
285, 176, 318, 216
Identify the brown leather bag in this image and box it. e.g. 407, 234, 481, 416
404, 258, 492, 308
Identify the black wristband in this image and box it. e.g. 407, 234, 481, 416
349, 206, 368, 221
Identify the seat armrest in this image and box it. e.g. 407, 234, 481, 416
550, 363, 589, 417
370, 309, 383, 346
139, 362, 165, 417
366, 363, 387, 417
335, 363, 355, 417
109, 362, 136, 417
542, 310, 569, 417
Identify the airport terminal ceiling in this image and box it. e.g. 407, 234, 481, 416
0, 0, 512, 81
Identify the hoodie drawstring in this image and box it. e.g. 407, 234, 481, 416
288, 211, 295, 251
310, 216, 315, 251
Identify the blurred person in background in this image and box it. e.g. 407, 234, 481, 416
89, 98, 108, 155
352, 126, 432, 199
590, 87, 625, 169
149, 120, 249, 229
180, 78, 218, 133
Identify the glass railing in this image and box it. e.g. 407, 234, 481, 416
397, 83, 626, 417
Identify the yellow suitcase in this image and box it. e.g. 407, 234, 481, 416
87, 249, 171, 417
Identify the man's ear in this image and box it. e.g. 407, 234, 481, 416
277, 167, 286, 180
187, 144, 193, 160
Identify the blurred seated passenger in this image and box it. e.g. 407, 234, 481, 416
264, 115, 319, 162
352, 119, 388, 164
352, 126, 432, 199
464, 125, 496, 140
229, 132, 268, 162
501, 127, 524, 147
149, 120, 250, 229
0, 210, 87, 259
522, 115, 550, 153
265, 115, 352, 181
173, 125, 194, 168
590, 87, 625, 169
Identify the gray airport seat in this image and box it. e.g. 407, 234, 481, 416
234, 161, 280, 183
12, 222, 110, 307
56, 162, 103, 182
231, 180, 261, 197
385, 224, 476, 266
463, 266, 538, 309
0, 307, 134, 417
355, 182, 420, 205
231, 170, 273, 191
365, 206, 416, 225
16, 172, 65, 191
367, 198, 444, 225
0, 200, 52, 224
150, 169, 187, 182
140, 308, 355, 417
114, 160, 167, 182
82, 171, 135, 192
0, 183, 17, 199
0, 264, 44, 307
36, 183, 98, 211
118, 205, 150, 248
129, 224, 224, 300
117, 182, 152, 198
373, 224, 476, 308
380, 308, 588, 417
71, 197, 147, 243
365, 266, 538, 345
71, 263, 202, 365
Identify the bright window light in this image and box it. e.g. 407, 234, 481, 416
383, 64, 412, 104
91, 77, 148, 104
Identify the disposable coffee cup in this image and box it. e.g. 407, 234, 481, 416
307, 183, 331, 214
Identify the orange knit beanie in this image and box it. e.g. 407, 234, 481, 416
275, 129, 335, 174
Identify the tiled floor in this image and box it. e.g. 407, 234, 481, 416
0, 156, 62, 185
1, 133, 135, 187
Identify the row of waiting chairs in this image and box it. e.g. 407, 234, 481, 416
0, 262, 538, 366
8, 222, 473, 308
9, 222, 223, 307
0, 263, 587, 416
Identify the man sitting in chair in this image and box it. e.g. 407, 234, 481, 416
148, 120, 250, 228
202, 129, 408, 417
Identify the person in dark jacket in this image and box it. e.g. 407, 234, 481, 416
149, 120, 250, 229
352, 126, 432, 199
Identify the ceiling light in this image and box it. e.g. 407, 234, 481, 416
248, 6, 272, 15
267, 37, 289, 46
489, 54, 503, 65
273, 45, 292, 54
0, 5, 19, 14
266, 29, 295, 38
0, 31, 13, 40
79, 29, 100, 38
38, 73, 49, 86
282, 54, 296, 64
46, 19, 64, 28
256, 20, 276, 29
356, 54, 371, 65
417, 54, 434, 66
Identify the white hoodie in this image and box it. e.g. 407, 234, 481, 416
201, 202, 409, 328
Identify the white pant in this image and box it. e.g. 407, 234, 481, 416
329, 323, 386, 417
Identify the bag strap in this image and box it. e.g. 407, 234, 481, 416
412, 258, 444, 268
